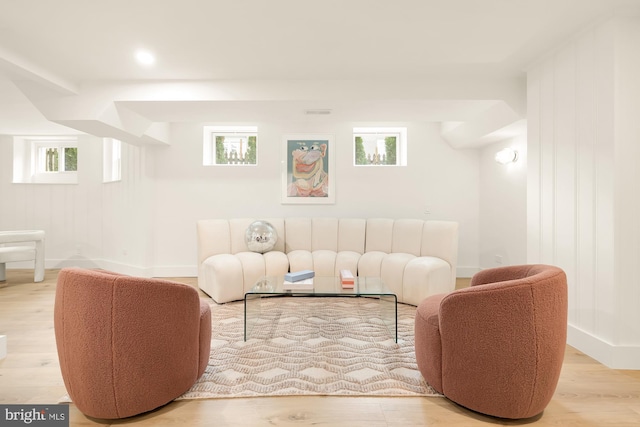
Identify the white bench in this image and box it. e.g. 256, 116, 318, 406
0, 230, 45, 282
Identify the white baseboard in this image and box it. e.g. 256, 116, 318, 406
96, 260, 154, 277
53, 260, 194, 278
8, 259, 197, 278
456, 266, 481, 278
50, 258, 102, 270
42, 259, 154, 277
152, 265, 198, 277
0, 335, 6, 360
568, 324, 640, 369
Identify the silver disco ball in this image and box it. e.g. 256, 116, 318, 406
245, 220, 277, 253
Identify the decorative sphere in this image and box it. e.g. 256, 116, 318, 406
245, 220, 277, 253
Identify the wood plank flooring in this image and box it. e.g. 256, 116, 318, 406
1, 269, 639, 426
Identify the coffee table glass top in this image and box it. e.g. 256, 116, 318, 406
244, 276, 398, 342
248, 275, 394, 296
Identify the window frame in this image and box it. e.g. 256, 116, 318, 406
33, 142, 77, 174
12, 136, 79, 184
203, 125, 258, 166
353, 127, 407, 167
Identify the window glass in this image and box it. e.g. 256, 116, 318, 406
12, 136, 79, 184
203, 126, 258, 165
353, 127, 407, 166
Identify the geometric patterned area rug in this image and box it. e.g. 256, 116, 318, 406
178, 297, 442, 400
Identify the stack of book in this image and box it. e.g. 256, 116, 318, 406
283, 270, 315, 290
340, 269, 355, 289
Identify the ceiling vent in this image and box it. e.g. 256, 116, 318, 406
304, 109, 332, 115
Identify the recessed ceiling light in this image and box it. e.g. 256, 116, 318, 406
135, 50, 155, 66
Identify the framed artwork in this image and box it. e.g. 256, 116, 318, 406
282, 134, 335, 204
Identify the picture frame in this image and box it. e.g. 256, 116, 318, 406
282, 134, 335, 204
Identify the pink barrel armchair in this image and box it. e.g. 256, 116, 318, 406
415, 264, 567, 419
54, 268, 211, 419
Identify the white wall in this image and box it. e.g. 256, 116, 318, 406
100, 142, 156, 275
1, 121, 481, 278
479, 137, 527, 269
527, 16, 640, 369
152, 121, 480, 277
0, 135, 103, 268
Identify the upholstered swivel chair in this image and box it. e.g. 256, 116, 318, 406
415, 264, 567, 419
54, 268, 211, 419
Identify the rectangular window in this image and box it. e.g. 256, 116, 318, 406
37, 146, 77, 172
12, 136, 78, 184
353, 127, 407, 166
32, 141, 79, 183
203, 126, 258, 165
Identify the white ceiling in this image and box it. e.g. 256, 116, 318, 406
0, 0, 638, 143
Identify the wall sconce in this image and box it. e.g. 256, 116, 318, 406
495, 147, 518, 165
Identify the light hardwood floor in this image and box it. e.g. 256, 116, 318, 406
1, 269, 639, 426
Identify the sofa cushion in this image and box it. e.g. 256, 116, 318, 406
334, 251, 361, 276
381, 252, 416, 300
285, 218, 312, 252
196, 220, 231, 264
312, 218, 339, 251
392, 219, 424, 256
312, 250, 337, 276
287, 249, 363, 277
358, 251, 386, 277
365, 218, 394, 253
338, 219, 366, 253
403, 257, 453, 306
263, 251, 289, 276
202, 254, 244, 303
235, 252, 268, 293
287, 249, 313, 272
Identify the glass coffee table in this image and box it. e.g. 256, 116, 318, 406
244, 276, 398, 342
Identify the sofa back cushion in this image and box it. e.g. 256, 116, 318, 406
421, 220, 458, 266
364, 218, 394, 253
338, 218, 366, 253
198, 218, 457, 266
284, 218, 366, 254
229, 218, 254, 254
197, 219, 231, 265
311, 218, 339, 251
284, 217, 312, 252
391, 219, 424, 256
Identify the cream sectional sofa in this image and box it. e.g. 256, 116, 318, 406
197, 217, 458, 306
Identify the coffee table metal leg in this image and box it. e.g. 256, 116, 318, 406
244, 293, 262, 341
379, 294, 398, 343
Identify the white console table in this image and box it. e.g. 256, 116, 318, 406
0, 230, 45, 282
